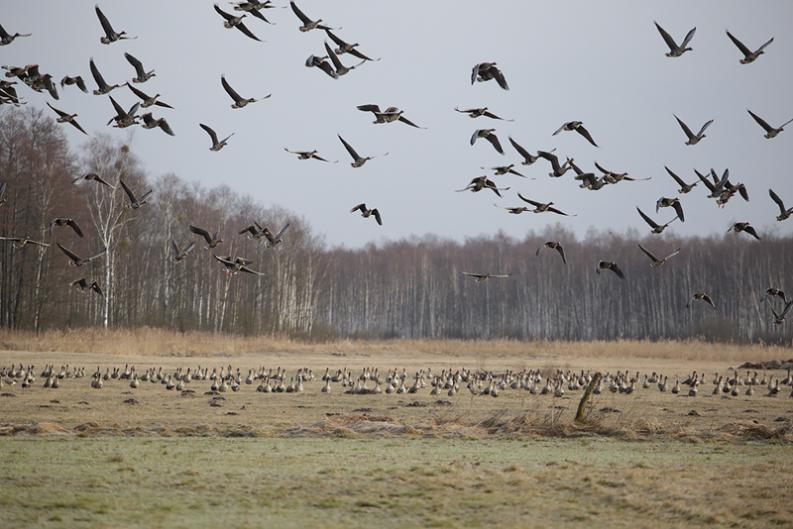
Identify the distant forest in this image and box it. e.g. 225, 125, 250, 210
1, 108, 791, 343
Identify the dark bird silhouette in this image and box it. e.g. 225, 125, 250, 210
290, 1, 338, 32
304, 54, 338, 79
127, 83, 173, 109
553, 121, 598, 147
508, 137, 549, 165
189, 225, 223, 248
119, 179, 152, 209
674, 115, 712, 145
357, 105, 425, 128
728, 222, 760, 240
171, 240, 196, 262
655, 197, 685, 222
537, 150, 572, 177
769, 189, 792, 221
470, 129, 504, 154
124, 52, 155, 83
232, 0, 281, 25
60, 76, 87, 93
596, 261, 625, 279
262, 224, 290, 247
95, 5, 135, 44
200, 123, 234, 151
49, 218, 84, 238
688, 292, 715, 309
239, 222, 266, 240
770, 300, 793, 325
747, 109, 792, 139
213, 254, 264, 275
471, 62, 508, 90
536, 241, 567, 264
463, 272, 510, 282
726, 31, 773, 64
654, 21, 695, 57
214, 4, 262, 41
517, 194, 574, 216
351, 203, 382, 225
766, 288, 787, 304
638, 244, 681, 268
325, 30, 379, 61
222, 75, 270, 108
106, 96, 139, 128
664, 166, 697, 194
46, 102, 87, 135
338, 134, 388, 168
482, 164, 527, 178
140, 113, 174, 136
72, 173, 113, 188
637, 207, 677, 234
324, 42, 365, 76
56, 243, 105, 266
456, 176, 509, 197
72, 278, 103, 296
0, 23, 31, 46
284, 148, 336, 163
456, 107, 512, 121
89, 58, 120, 95
595, 163, 650, 184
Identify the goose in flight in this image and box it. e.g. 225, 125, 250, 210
553, 121, 598, 147
213, 254, 264, 275
338, 134, 388, 168
596, 261, 625, 279
456, 107, 512, 121
222, 75, 270, 109
536, 241, 567, 264
674, 115, 712, 145
214, 4, 262, 41
46, 102, 88, 135
127, 83, 173, 109
262, 224, 289, 247
124, 53, 155, 84
655, 197, 685, 222
351, 203, 382, 225
494, 205, 530, 215
239, 222, 266, 240
456, 176, 509, 197
654, 21, 695, 57
106, 96, 139, 128
537, 150, 572, 177
463, 272, 510, 282
0, 81, 22, 105
471, 129, 504, 154
728, 222, 760, 240
357, 105, 424, 128
171, 240, 196, 262
746, 110, 792, 139
71, 278, 103, 296
696, 168, 730, 199
284, 148, 336, 163
595, 163, 650, 184
49, 218, 84, 238
189, 225, 222, 248
290, 1, 338, 32
90, 58, 120, 95
483, 164, 527, 178
471, 63, 508, 90
726, 31, 773, 64
716, 178, 749, 207
688, 292, 715, 309
325, 30, 379, 61
508, 137, 549, 165
324, 42, 365, 76
140, 113, 174, 136
305, 54, 338, 79
72, 173, 113, 188
637, 207, 677, 234
56, 243, 106, 267
664, 166, 697, 194
96, 5, 135, 44
638, 244, 681, 268
60, 76, 88, 93
200, 123, 234, 151
770, 300, 793, 325
119, 179, 152, 209
0, 23, 31, 46
769, 189, 792, 221
232, 1, 282, 24
517, 194, 574, 216
0, 236, 50, 249
766, 288, 787, 304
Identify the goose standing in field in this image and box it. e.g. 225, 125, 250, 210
637, 207, 677, 234
726, 31, 773, 64
357, 104, 425, 128
233, 1, 281, 24
596, 261, 625, 279
508, 137, 548, 165
471, 129, 504, 154
674, 115, 712, 145
664, 166, 697, 194
56, 243, 106, 267
90, 58, 120, 95
171, 240, 196, 262
214, 4, 262, 41
49, 218, 84, 237
553, 121, 598, 147
140, 113, 174, 136
324, 42, 364, 77
71, 278, 103, 296
456, 107, 513, 121
189, 225, 223, 249
0, 23, 31, 46
127, 83, 174, 109
124, 52, 155, 84
284, 148, 336, 163
536, 241, 567, 264
46, 102, 88, 135
517, 194, 575, 216
290, 1, 338, 32
106, 96, 139, 128
221, 75, 270, 108
746, 110, 792, 139
687, 292, 716, 309
96, 5, 135, 44
338, 134, 388, 168
350, 203, 382, 226
471, 62, 509, 90
325, 30, 379, 61
60, 76, 88, 94
72, 172, 113, 188
654, 21, 695, 57
200, 123, 234, 151
537, 150, 572, 178
728, 222, 760, 240
119, 179, 152, 209
769, 189, 792, 221
304, 54, 338, 79
462, 272, 510, 283
0, 236, 50, 249
638, 244, 681, 268
483, 164, 527, 178
456, 176, 509, 197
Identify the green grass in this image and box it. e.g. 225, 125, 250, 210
1, 437, 791, 529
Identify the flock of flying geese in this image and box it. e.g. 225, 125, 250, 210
0, 7, 792, 325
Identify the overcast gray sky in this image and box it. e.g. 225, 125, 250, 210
3, 0, 792, 247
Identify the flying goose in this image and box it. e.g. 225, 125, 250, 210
119, 179, 152, 209
508, 137, 550, 166
56, 243, 105, 266
304, 54, 338, 79
284, 148, 336, 163
664, 166, 697, 194
72, 173, 113, 188
189, 225, 223, 248
654, 21, 695, 57
325, 30, 379, 61
536, 241, 567, 264
20, 65, 59, 99
596, 261, 625, 279
463, 272, 510, 282
221, 75, 270, 108
338, 134, 388, 168
239, 222, 266, 240
470, 129, 504, 154
726, 31, 773, 64
96, 5, 135, 44
126, 83, 173, 109
262, 224, 289, 247
517, 194, 574, 216
214, 4, 262, 41
595, 163, 649, 184
637, 207, 677, 234
537, 150, 572, 177
140, 113, 174, 136
324, 42, 364, 76
456, 107, 512, 121
213, 254, 264, 275
746, 110, 792, 139
674, 115, 712, 145
290, 1, 338, 32
770, 300, 793, 325
696, 168, 729, 199
456, 176, 509, 197
106, 96, 140, 128
766, 288, 787, 304
351, 204, 382, 225
471, 63, 508, 90
71, 278, 103, 296
49, 218, 84, 237
688, 292, 715, 309
90, 58, 120, 95
716, 178, 749, 207
200, 123, 234, 151
232, 1, 281, 24
493, 205, 529, 214
60, 76, 88, 93
769, 189, 792, 221
638, 244, 681, 268
0, 23, 31, 46
46, 102, 88, 135
552, 121, 598, 147
655, 197, 685, 222
482, 164, 527, 178
0, 81, 22, 105
0, 236, 50, 249
728, 222, 760, 240
171, 240, 196, 262
124, 53, 155, 84
357, 105, 424, 128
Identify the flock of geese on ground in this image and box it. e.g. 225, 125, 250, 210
2, 362, 793, 400
0, 6, 792, 325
